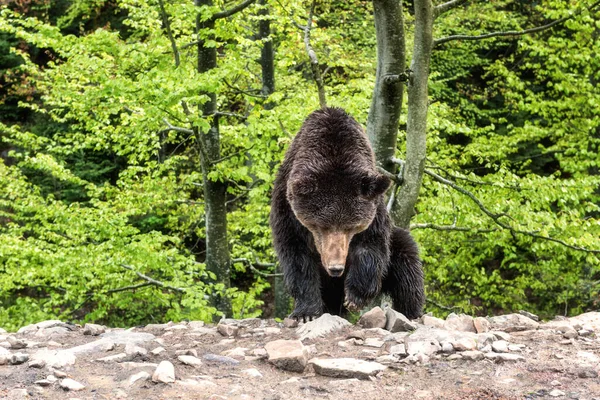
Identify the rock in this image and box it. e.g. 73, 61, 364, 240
265, 339, 308, 372
473, 317, 490, 333
283, 318, 299, 328
68, 338, 115, 355
569, 311, 600, 331
578, 369, 598, 378
488, 314, 539, 332
96, 353, 128, 363
178, 355, 203, 368
203, 353, 240, 365
28, 358, 46, 368
7, 389, 28, 399
519, 310, 539, 321
296, 313, 351, 341
476, 333, 496, 348
128, 371, 151, 385
35, 327, 71, 338
363, 338, 385, 348
125, 343, 148, 357
440, 342, 454, 353
82, 324, 105, 336
121, 361, 158, 370
219, 318, 262, 329
451, 337, 477, 352
222, 347, 248, 358
0, 328, 5, 334
35, 379, 53, 387
151, 346, 166, 355
17, 324, 38, 335
217, 324, 239, 337
406, 338, 441, 356
311, 358, 386, 380
53, 370, 67, 378
100, 331, 155, 345
485, 352, 525, 362
443, 314, 476, 333
492, 331, 511, 341
389, 343, 407, 356
0, 347, 11, 365
241, 368, 263, 378
562, 330, 578, 339
164, 324, 188, 332
7, 336, 27, 349
461, 350, 484, 361
385, 308, 417, 332
9, 352, 29, 365
358, 307, 387, 329
152, 361, 176, 383
36, 320, 72, 330
422, 315, 445, 329
492, 340, 509, 353
549, 389, 565, 397
175, 349, 198, 357
447, 354, 462, 360
59, 378, 86, 391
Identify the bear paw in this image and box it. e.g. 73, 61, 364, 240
343, 299, 361, 313
344, 292, 367, 313
289, 305, 323, 323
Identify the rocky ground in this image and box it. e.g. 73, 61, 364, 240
1, 307, 600, 400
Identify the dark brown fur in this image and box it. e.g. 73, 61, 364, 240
270, 107, 424, 320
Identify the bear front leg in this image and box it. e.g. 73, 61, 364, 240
344, 247, 386, 312
282, 252, 325, 322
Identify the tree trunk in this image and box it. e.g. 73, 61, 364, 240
196, 0, 232, 316
366, 0, 406, 174
391, 0, 433, 228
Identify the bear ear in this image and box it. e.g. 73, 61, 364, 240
360, 174, 391, 198
288, 177, 316, 198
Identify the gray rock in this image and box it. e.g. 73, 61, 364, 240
296, 313, 351, 341
422, 315, 445, 329
461, 350, 484, 361
562, 329, 578, 339
36, 320, 72, 330
68, 338, 115, 355
484, 352, 525, 362
152, 360, 176, 383
28, 358, 46, 368
100, 331, 155, 345
128, 371, 151, 385
9, 352, 29, 365
96, 353, 128, 363
473, 317, 490, 333
549, 389, 565, 397
177, 355, 203, 368
217, 323, 239, 337
35, 379, 53, 387
488, 313, 539, 332
451, 337, 477, 352
476, 333, 496, 348
492, 340, 509, 353
363, 338, 385, 348
222, 347, 248, 358
311, 358, 386, 380
35, 327, 71, 338
125, 343, 148, 357
388, 343, 406, 356
385, 308, 417, 332
443, 314, 476, 333
175, 349, 198, 357
241, 368, 263, 378
7, 389, 28, 399
406, 338, 441, 356
151, 346, 166, 355
283, 318, 299, 328
440, 341, 454, 353
519, 310, 539, 321
83, 323, 105, 336
59, 378, 86, 391
447, 353, 463, 360
265, 339, 308, 372
203, 353, 240, 365
219, 317, 262, 329
7, 336, 27, 349
0, 347, 11, 365
492, 331, 511, 341
578, 369, 598, 378
17, 324, 38, 335
358, 307, 387, 329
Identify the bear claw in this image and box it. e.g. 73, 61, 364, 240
343, 299, 361, 313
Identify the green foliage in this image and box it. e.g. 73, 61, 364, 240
0, 0, 599, 330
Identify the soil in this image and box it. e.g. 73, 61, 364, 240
1, 313, 599, 400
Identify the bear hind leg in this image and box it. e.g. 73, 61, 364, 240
382, 227, 425, 320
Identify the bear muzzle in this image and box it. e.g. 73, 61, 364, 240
315, 231, 352, 278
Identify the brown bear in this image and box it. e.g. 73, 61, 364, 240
270, 107, 425, 321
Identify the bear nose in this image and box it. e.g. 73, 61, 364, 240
328, 265, 345, 277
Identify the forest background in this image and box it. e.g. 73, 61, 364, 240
0, 0, 599, 331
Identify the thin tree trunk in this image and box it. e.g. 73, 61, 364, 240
391, 0, 433, 228
196, 0, 232, 316
367, 0, 406, 174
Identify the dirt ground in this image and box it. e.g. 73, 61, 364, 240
1, 313, 599, 400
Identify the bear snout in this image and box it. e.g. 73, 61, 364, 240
327, 264, 345, 277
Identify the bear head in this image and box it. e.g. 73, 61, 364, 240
287, 169, 390, 277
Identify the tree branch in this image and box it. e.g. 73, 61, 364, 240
231, 258, 282, 277
106, 282, 153, 294
162, 118, 211, 164
303, 0, 327, 108
211, 0, 257, 20
434, 1, 600, 46
424, 169, 600, 254
434, 0, 470, 19
119, 264, 186, 293
411, 223, 497, 233
158, 0, 181, 67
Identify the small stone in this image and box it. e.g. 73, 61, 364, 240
447, 354, 463, 360
358, 307, 387, 329
508, 344, 522, 352
203, 353, 240, 365
422, 315, 444, 329
461, 350, 484, 361
441, 342, 454, 353
389, 343, 406, 356
252, 348, 267, 358
241, 368, 263, 378
310, 358, 386, 380
36, 320, 71, 330
53, 370, 67, 378
406, 339, 441, 356
578, 369, 599, 378
492, 331, 511, 341
177, 355, 203, 368
82, 323, 105, 336
222, 347, 248, 358
35, 379, 53, 387
9, 352, 29, 365
492, 340, 509, 353
385, 308, 417, 332
96, 353, 127, 363
550, 380, 562, 386
7, 336, 27, 349
283, 318, 299, 328
451, 337, 477, 352
363, 338, 385, 348
473, 317, 490, 333
175, 349, 198, 357
217, 324, 239, 337
264, 327, 281, 335
7, 389, 28, 399
128, 371, 151, 385
265, 340, 308, 372
488, 314, 539, 332
28, 358, 46, 368
444, 314, 476, 333
164, 324, 188, 331
485, 352, 525, 362
479, 344, 492, 353
152, 360, 176, 383
549, 389, 565, 397
125, 343, 148, 357
562, 330, 578, 339
151, 347, 166, 355
296, 314, 351, 341
59, 378, 86, 391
